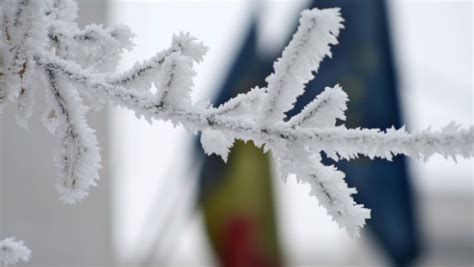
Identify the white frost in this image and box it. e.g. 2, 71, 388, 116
0, 238, 31, 266
260, 8, 344, 123
200, 129, 235, 162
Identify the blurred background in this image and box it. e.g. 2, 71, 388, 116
0, 0, 472, 266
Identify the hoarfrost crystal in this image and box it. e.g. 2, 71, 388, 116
0, 238, 31, 266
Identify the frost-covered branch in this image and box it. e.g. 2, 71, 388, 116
1, 0, 473, 240
44, 67, 101, 204
108, 32, 206, 90
259, 9, 343, 124
0, 238, 31, 266
37, 49, 473, 235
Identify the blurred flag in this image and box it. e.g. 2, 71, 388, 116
196, 19, 283, 267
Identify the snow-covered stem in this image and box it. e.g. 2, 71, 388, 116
108, 32, 206, 89
1, 0, 472, 238
0, 238, 31, 266
259, 8, 343, 124
29, 56, 474, 162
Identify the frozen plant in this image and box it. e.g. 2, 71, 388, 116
0, 238, 31, 267
0, 0, 473, 261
